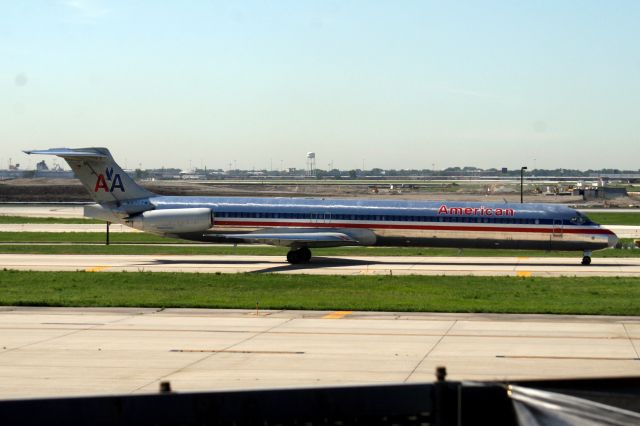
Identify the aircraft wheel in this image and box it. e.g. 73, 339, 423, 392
581, 256, 591, 266
299, 247, 312, 262
286, 250, 299, 264
286, 248, 311, 264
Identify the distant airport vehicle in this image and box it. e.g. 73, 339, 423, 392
25, 148, 618, 265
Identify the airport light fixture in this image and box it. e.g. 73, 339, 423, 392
520, 166, 528, 203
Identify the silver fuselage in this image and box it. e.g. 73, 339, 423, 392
102, 196, 617, 252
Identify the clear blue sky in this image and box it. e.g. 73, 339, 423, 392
2, 1, 639, 171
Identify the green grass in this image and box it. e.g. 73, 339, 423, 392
0, 243, 287, 255
0, 237, 638, 257
585, 212, 640, 226
0, 231, 187, 244
0, 216, 103, 224
0, 231, 638, 256
1, 270, 639, 315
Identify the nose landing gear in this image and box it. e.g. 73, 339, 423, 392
581, 251, 592, 266
286, 247, 312, 264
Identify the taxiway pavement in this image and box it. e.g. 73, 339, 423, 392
0, 307, 638, 399
1, 253, 640, 276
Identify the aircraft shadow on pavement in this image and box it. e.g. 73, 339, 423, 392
309, 257, 623, 268
147, 257, 372, 273
146, 257, 625, 273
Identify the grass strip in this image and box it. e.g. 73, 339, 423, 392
0, 243, 638, 257
0, 270, 639, 315
585, 212, 640, 226
0, 244, 286, 255
0, 232, 187, 244
0, 216, 103, 224
0, 231, 638, 257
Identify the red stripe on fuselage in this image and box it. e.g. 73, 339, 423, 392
213, 220, 615, 235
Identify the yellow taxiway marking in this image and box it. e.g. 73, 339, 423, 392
517, 271, 532, 277
85, 266, 109, 272
322, 311, 353, 319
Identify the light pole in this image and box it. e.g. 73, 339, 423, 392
520, 166, 528, 203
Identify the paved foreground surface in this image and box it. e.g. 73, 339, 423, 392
2, 253, 640, 276
0, 307, 638, 399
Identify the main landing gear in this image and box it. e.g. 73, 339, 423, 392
287, 247, 312, 264
582, 251, 592, 266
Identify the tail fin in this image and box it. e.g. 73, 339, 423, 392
24, 147, 154, 204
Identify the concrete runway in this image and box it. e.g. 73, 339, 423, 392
2, 253, 640, 276
0, 307, 638, 399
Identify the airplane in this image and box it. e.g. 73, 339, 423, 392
25, 147, 618, 265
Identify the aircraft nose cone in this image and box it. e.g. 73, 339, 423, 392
608, 232, 619, 248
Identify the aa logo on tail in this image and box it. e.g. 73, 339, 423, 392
95, 167, 125, 192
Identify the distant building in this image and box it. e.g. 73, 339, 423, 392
573, 183, 629, 200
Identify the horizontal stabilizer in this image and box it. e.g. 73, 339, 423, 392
24, 148, 107, 159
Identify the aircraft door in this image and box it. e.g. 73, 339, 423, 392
552, 219, 563, 237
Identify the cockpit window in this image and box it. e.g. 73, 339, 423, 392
570, 216, 586, 225
570, 212, 593, 225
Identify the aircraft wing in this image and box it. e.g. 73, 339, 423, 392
207, 230, 362, 248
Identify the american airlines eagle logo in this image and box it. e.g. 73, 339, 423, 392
94, 167, 125, 192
